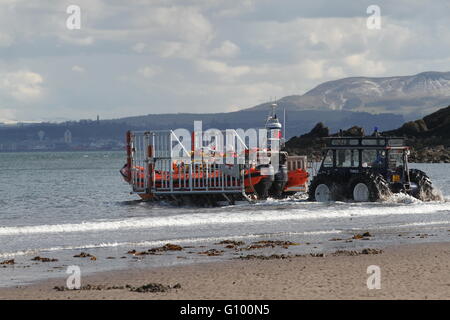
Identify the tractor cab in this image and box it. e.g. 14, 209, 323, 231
309, 136, 436, 202
321, 137, 410, 188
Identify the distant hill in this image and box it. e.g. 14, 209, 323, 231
246, 71, 450, 118
106, 109, 404, 139
385, 105, 450, 139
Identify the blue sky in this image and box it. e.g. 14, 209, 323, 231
1, 0, 450, 122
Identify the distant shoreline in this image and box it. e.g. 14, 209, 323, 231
0, 149, 125, 153
0, 149, 448, 164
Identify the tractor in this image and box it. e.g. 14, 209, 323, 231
308, 136, 437, 202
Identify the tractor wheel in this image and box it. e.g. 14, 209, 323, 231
308, 174, 340, 202
349, 172, 390, 202
408, 169, 436, 201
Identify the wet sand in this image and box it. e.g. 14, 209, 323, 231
0, 242, 449, 300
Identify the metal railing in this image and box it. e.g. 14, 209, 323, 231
128, 130, 249, 195
129, 131, 149, 193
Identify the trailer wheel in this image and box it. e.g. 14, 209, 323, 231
349, 172, 390, 202
409, 169, 437, 201
254, 176, 273, 200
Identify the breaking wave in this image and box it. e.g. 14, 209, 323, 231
0, 201, 448, 236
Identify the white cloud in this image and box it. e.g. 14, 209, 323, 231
132, 42, 146, 53
58, 35, 95, 46
297, 59, 325, 80
213, 0, 256, 17
0, 108, 17, 123
344, 54, 386, 76
0, 70, 44, 101
210, 40, 240, 58
71, 65, 85, 73
196, 59, 250, 80
326, 66, 345, 79
0, 32, 12, 47
125, 6, 214, 59
137, 66, 160, 78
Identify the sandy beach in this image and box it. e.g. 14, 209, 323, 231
1, 242, 449, 300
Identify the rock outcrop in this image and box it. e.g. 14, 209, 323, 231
285, 106, 450, 163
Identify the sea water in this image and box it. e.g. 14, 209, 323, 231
0, 151, 449, 287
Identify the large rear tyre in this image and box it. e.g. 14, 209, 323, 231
409, 169, 437, 201
308, 175, 340, 202
349, 172, 390, 202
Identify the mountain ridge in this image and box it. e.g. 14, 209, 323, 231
246, 71, 450, 117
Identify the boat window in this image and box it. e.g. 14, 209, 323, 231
362, 150, 385, 168
322, 150, 333, 167
336, 150, 360, 167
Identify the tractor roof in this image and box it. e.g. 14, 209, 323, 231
324, 136, 406, 149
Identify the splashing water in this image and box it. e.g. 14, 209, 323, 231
384, 193, 422, 204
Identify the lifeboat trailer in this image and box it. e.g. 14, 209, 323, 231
120, 106, 309, 205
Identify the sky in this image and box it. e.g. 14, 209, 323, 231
1, 0, 450, 123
